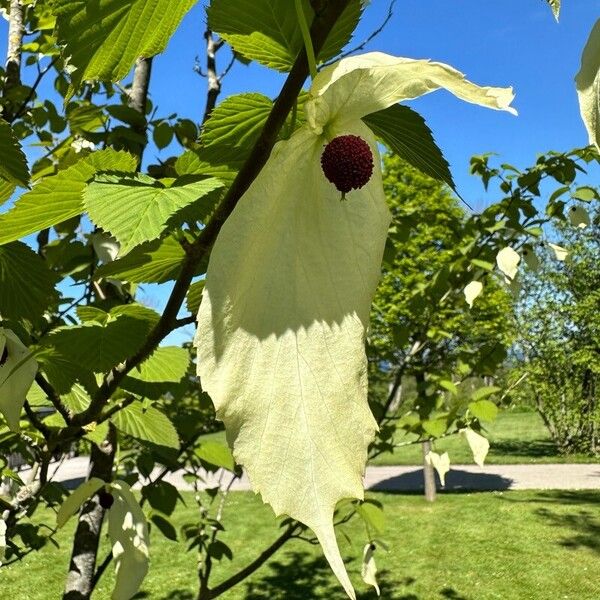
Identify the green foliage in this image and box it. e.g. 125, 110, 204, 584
0, 119, 29, 188
0, 150, 137, 245
112, 401, 180, 449
52, 0, 197, 92
84, 173, 223, 254
207, 0, 362, 71
0, 242, 58, 322
363, 104, 454, 189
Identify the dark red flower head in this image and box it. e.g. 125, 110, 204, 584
320, 135, 374, 195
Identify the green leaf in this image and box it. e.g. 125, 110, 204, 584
576, 19, 600, 151
0, 242, 59, 322
142, 481, 180, 516
150, 511, 178, 541
112, 401, 179, 449
84, 173, 223, 254
468, 399, 498, 422
52, 0, 197, 93
121, 346, 190, 398
355, 500, 385, 534
56, 477, 105, 528
195, 440, 235, 472
207, 0, 362, 72
0, 329, 38, 432
37, 306, 157, 374
0, 119, 29, 187
0, 180, 15, 206
363, 104, 455, 189
572, 186, 599, 202
108, 480, 150, 600
186, 280, 205, 314
470, 386, 501, 401
422, 418, 447, 438
95, 236, 186, 284
0, 149, 136, 245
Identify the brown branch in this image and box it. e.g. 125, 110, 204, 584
69, 0, 352, 430
23, 400, 51, 438
207, 525, 301, 599
35, 373, 72, 425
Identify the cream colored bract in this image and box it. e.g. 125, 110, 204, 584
576, 19, 600, 150
195, 52, 516, 598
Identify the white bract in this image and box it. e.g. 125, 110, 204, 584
0, 328, 38, 431
568, 206, 590, 228
549, 243, 569, 261
462, 427, 490, 467
496, 246, 520, 281
464, 280, 483, 308
361, 543, 380, 596
425, 450, 451, 486
195, 52, 515, 598
576, 19, 600, 150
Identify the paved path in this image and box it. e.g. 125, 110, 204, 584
34, 457, 600, 492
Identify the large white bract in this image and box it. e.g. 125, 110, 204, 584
195, 52, 516, 598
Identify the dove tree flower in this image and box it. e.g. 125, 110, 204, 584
195, 51, 516, 598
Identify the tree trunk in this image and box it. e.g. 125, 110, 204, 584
63, 426, 116, 600
3, 0, 24, 120
128, 56, 153, 167
422, 440, 436, 502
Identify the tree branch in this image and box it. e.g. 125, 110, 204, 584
35, 373, 72, 425
207, 524, 301, 599
69, 0, 353, 429
3, 0, 24, 114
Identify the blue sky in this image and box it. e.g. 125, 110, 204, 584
1, 1, 598, 342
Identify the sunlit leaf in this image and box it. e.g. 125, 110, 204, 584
56, 477, 105, 528
0, 118, 29, 188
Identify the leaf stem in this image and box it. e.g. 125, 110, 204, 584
295, 0, 318, 79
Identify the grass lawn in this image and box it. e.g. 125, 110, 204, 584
2, 490, 600, 599
200, 410, 594, 466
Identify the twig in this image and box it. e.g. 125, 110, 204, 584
23, 400, 51, 438
11, 57, 59, 122
321, 0, 397, 68
35, 373, 72, 425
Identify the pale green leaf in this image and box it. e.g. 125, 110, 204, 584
52, 0, 197, 92
462, 428, 489, 467
0, 149, 136, 245
363, 104, 454, 189
0, 242, 59, 321
112, 401, 179, 449
0, 119, 29, 187
463, 281, 483, 308
207, 0, 362, 72
95, 236, 187, 284
195, 440, 235, 472
468, 399, 498, 422
568, 205, 590, 228
496, 246, 520, 280
361, 543, 380, 596
522, 247, 540, 271
0, 329, 38, 431
425, 450, 450, 486
108, 480, 150, 600
84, 173, 223, 255
56, 477, 105, 528
576, 19, 600, 150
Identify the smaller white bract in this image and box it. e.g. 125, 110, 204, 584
195, 51, 516, 598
